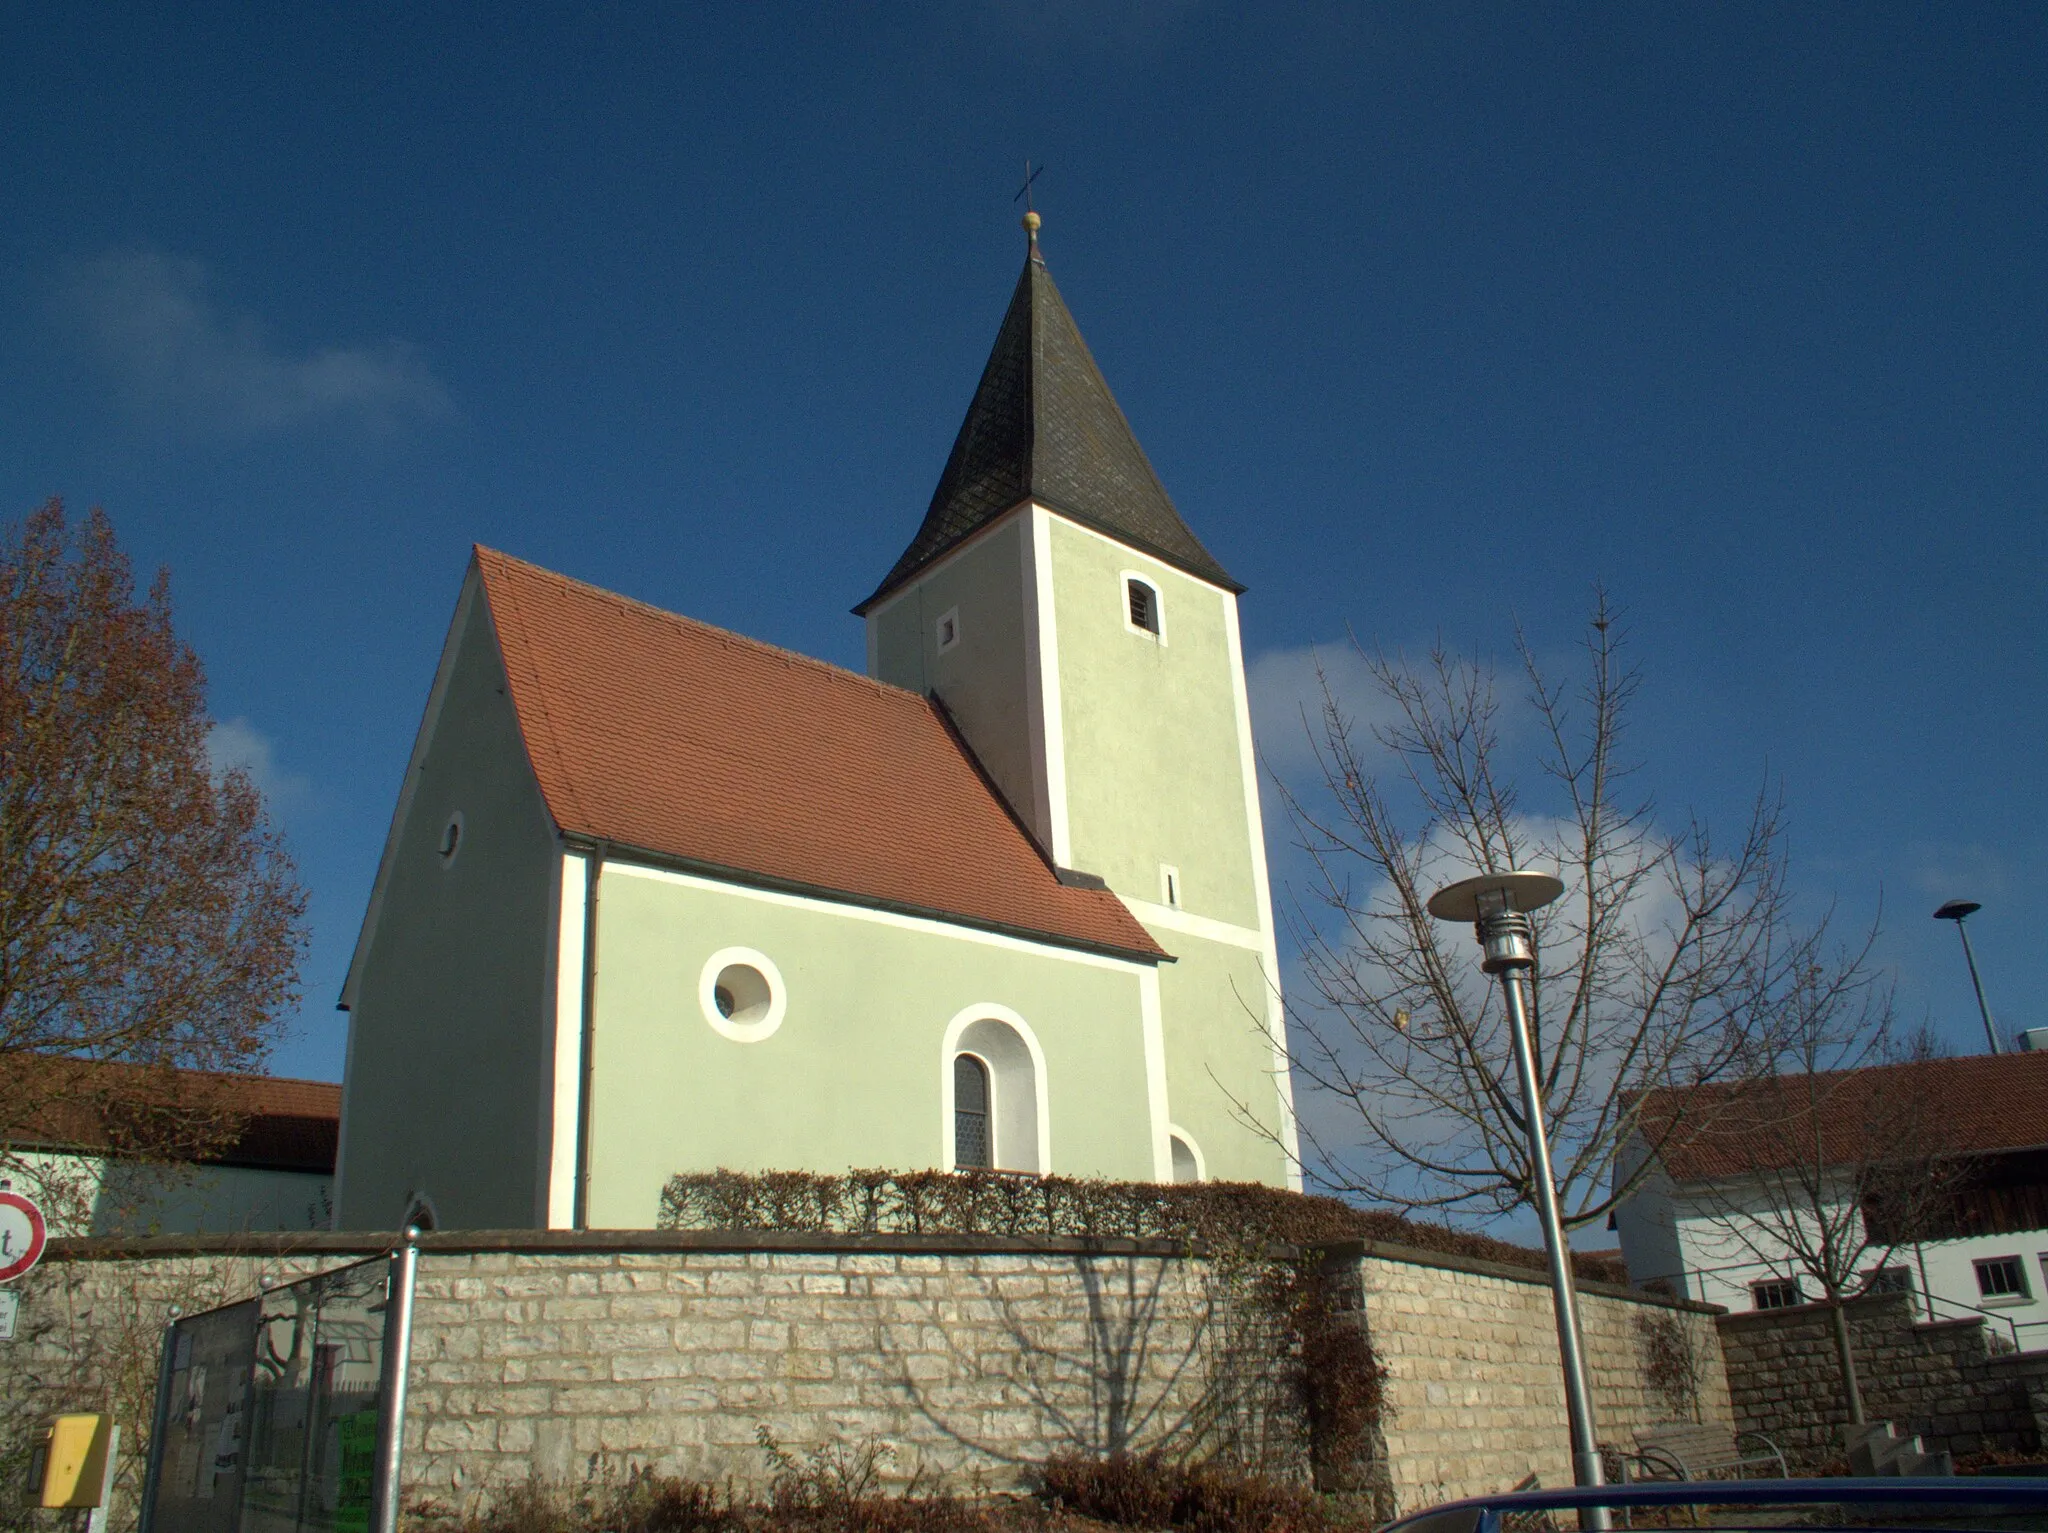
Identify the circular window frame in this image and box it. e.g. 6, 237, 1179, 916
436, 811, 465, 869
698, 947, 788, 1043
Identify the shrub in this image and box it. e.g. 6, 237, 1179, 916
1037, 1450, 1342, 1533
658, 1169, 1618, 1282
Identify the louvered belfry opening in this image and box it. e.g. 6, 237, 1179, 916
953, 1053, 992, 1169
1128, 578, 1157, 633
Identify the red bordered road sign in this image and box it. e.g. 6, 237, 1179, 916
0, 1189, 47, 1282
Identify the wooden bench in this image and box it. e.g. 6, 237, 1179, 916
1614, 1422, 1788, 1482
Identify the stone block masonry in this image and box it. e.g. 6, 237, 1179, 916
3, 1229, 1733, 1525
1717, 1291, 2048, 1466
398, 1241, 1222, 1500
1346, 1245, 1732, 1506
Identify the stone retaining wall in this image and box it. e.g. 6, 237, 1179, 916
1348, 1246, 1732, 1504
1716, 1291, 2048, 1465
1, 1230, 1730, 1524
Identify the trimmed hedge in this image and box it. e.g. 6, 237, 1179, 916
656, 1168, 1626, 1283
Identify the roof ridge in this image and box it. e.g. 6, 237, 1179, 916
475, 546, 923, 707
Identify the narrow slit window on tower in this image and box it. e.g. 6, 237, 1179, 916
1126, 578, 1159, 635
936, 606, 960, 653
954, 1053, 992, 1169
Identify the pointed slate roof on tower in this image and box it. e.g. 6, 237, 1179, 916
856, 219, 1241, 613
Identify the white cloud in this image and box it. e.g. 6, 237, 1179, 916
1246, 640, 1401, 778
206, 718, 311, 804
1903, 840, 2008, 903
61, 253, 454, 434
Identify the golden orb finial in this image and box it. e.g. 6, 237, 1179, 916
1022, 209, 1041, 237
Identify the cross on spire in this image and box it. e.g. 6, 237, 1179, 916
1014, 161, 1044, 255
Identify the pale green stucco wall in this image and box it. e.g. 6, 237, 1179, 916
584, 862, 1160, 1227
1147, 932, 1289, 1185
1046, 521, 1259, 930
338, 584, 560, 1230
868, 513, 1039, 846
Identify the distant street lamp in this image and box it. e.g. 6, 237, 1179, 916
1427, 870, 1609, 1528
1933, 900, 2001, 1055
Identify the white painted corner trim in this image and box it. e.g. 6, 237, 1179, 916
1139, 969, 1172, 1182
1121, 895, 1265, 951
1028, 505, 1072, 868
939, 1003, 1052, 1175
546, 849, 589, 1230
606, 860, 1148, 972
1222, 593, 1303, 1191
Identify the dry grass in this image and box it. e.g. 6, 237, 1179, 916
406, 1445, 1374, 1533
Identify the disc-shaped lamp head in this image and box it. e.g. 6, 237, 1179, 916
1426, 871, 1566, 923
1427, 871, 1565, 972
1934, 900, 1981, 922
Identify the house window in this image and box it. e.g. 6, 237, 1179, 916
1976, 1255, 2030, 1301
1862, 1266, 1913, 1296
954, 1054, 991, 1169
1750, 1277, 1805, 1310
936, 607, 960, 653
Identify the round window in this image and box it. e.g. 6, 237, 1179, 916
437, 811, 465, 868
698, 947, 786, 1042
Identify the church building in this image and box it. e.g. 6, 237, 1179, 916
334, 216, 1299, 1230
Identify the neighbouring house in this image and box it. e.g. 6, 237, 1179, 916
335, 217, 1298, 1231
0, 1056, 338, 1236
1614, 1049, 2048, 1350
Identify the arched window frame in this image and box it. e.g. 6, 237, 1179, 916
1167, 1125, 1206, 1184
939, 1004, 1051, 1174
1121, 571, 1167, 644
952, 1051, 993, 1169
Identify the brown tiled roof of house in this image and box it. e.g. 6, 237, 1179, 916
1641, 1050, 2048, 1183
474, 548, 1165, 963
0, 1056, 340, 1173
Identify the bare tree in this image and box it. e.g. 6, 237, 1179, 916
1264, 595, 1878, 1236
1665, 1009, 1959, 1426
0, 500, 308, 1224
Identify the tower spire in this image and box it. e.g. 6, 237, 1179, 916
855, 225, 1240, 615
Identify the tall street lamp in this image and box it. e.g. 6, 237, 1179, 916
1428, 870, 1609, 1528
1933, 900, 2001, 1055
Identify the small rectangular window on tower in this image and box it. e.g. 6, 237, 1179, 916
1160, 864, 1181, 909
936, 607, 960, 653
1126, 578, 1158, 635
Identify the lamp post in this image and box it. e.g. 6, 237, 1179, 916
1428, 870, 1609, 1528
1933, 901, 2000, 1055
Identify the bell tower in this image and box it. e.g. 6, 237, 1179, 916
857, 216, 1299, 1186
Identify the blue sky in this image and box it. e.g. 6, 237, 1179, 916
3, 4, 2042, 1091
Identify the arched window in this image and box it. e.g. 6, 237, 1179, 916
1168, 1125, 1205, 1184
954, 1053, 992, 1169
1126, 577, 1161, 635
941, 1007, 1049, 1173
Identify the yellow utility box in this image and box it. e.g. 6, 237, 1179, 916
27, 1413, 119, 1508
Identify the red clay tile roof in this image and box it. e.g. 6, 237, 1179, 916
1, 1056, 340, 1173
1641, 1050, 2048, 1182
474, 548, 1165, 962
